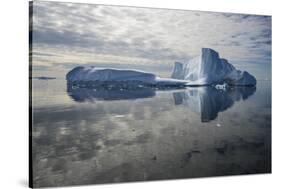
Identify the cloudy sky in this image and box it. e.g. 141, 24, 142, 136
31, 1, 271, 79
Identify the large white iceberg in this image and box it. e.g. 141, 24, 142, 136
66, 66, 187, 87
66, 66, 156, 83
171, 48, 256, 86
66, 48, 256, 87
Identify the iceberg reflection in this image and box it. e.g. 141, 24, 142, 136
67, 84, 256, 122
67, 85, 156, 102
173, 86, 256, 122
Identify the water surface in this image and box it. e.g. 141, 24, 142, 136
31, 79, 271, 187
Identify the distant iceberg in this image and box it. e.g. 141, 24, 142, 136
33, 76, 56, 80
66, 48, 256, 87
171, 48, 256, 86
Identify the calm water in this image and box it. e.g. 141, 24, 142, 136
31, 79, 271, 187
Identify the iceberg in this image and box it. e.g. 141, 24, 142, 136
171, 48, 257, 86
66, 48, 256, 88
66, 66, 156, 83
66, 66, 187, 88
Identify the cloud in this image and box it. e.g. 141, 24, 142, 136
31, 1, 271, 69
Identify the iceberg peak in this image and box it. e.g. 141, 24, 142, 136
171, 48, 256, 86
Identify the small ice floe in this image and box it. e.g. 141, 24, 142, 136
33, 76, 56, 80
215, 83, 228, 90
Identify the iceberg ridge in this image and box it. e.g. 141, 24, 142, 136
171, 48, 256, 86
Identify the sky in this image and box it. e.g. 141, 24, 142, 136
31, 1, 272, 79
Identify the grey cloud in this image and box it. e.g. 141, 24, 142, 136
31, 1, 272, 67
33, 28, 102, 47
32, 52, 58, 57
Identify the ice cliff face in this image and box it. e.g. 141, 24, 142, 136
171, 48, 257, 86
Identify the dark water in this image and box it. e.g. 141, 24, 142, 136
31, 79, 271, 187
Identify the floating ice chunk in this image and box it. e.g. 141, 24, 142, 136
215, 83, 228, 90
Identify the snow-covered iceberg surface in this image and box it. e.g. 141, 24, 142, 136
171, 48, 257, 86
66, 66, 187, 88
66, 48, 256, 88
66, 66, 156, 83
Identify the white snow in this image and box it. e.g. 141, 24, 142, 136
171, 48, 256, 86
66, 66, 188, 87
215, 83, 228, 90
66, 66, 157, 83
